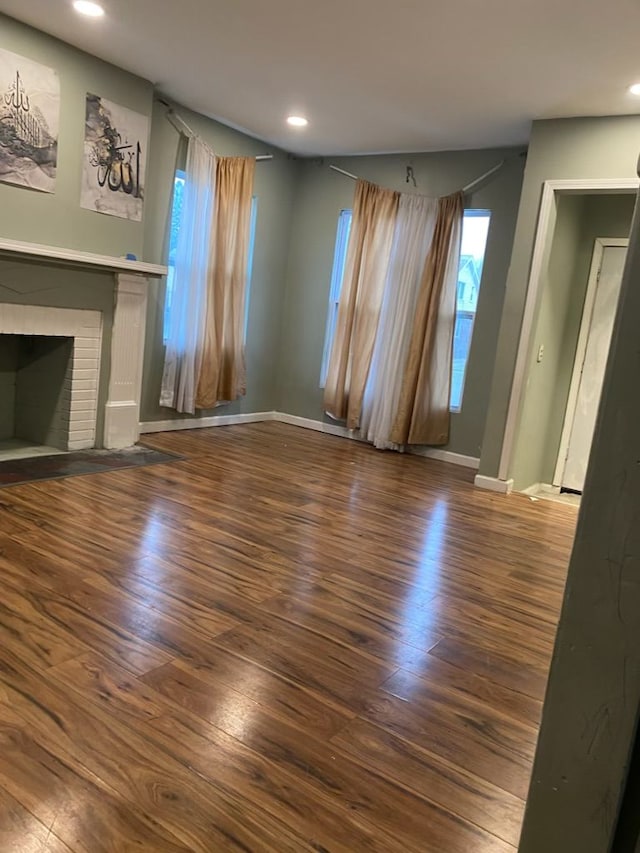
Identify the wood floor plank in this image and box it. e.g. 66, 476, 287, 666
261, 583, 444, 665
382, 658, 543, 729
144, 710, 406, 853
359, 680, 536, 799
0, 582, 88, 671
0, 422, 577, 851
427, 634, 552, 700
0, 721, 190, 852
149, 698, 515, 853
212, 618, 397, 709
0, 565, 172, 677
330, 717, 525, 847
141, 655, 353, 740
47, 653, 169, 722
0, 648, 319, 852
0, 786, 74, 853
61, 574, 238, 665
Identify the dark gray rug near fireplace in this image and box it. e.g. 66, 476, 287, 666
0, 445, 182, 488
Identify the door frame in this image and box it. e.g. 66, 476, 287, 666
552, 237, 629, 487
497, 178, 639, 483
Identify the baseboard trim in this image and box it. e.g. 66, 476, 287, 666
521, 482, 546, 496
139, 409, 481, 471
409, 445, 480, 470
274, 412, 357, 440
474, 474, 514, 494
274, 413, 480, 469
139, 411, 276, 433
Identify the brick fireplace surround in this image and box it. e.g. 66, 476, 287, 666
0, 238, 166, 451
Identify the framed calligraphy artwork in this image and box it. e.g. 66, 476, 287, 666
81, 93, 149, 221
0, 48, 59, 193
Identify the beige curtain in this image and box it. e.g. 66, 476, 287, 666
390, 192, 463, 446
324, 179, 399, 428
195, 156, 256, 409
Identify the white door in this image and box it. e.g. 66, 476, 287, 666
559, 243, 627, 492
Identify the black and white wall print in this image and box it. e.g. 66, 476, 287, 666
81, 93, 148, 221
0, 48, 59, 193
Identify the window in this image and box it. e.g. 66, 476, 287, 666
320, 209, 352, 386
450, 210, 491, 412
244, 196, 259, 341
163, 170, 258, 344
163, 170, 186, 343
318, 206, 491, 409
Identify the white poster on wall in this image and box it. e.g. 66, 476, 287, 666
0, 48, 59, 193
81, 93, 149, 221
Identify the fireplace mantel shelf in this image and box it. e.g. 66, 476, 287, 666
0, 237, 167, 277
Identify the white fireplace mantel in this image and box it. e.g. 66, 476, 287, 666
0, 236, 167, 278
0, 238, 168, 451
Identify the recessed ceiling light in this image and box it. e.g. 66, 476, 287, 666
629, 83, 640, 96
73, 1, 105, 17
287, 115, 308, 128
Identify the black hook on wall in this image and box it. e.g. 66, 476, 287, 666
406, 165, 417, 187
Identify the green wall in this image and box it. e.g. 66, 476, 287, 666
0, 14, 152, 258
276, 149, 526, 458
480, 115, 640, 479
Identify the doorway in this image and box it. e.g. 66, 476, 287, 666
507, 190, 635, 495
553, 240, 627, 493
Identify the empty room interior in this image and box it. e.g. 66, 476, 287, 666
1, 2, 640, 851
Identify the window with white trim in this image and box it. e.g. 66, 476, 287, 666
163, 170, 258, 345
319, 207, 491, 411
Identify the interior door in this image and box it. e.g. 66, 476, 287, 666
561, 244, 627, 492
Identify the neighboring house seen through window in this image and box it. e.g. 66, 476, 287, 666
451, 210, 491, 412
163, 169, 258, 344
320, 207, 491, 412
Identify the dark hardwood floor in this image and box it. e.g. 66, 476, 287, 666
0, 422, 577, 852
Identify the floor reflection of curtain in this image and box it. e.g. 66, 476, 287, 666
360, 194, 438, 449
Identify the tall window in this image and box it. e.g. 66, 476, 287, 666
319, 206, 491, 411
163, 170, 186, 343
450, 210, 491, 412
163, 170, 258, 344
319, 209, 352, 387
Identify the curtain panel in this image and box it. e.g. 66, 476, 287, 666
360, 193, 439, 449
160, 149, 255, 414
391, 192, 463, 446
160, 136, 216, 415
323, 180, 400, 429
324, 180, 463, 449
195, 156, 256, 408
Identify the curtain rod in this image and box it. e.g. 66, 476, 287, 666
329, 160, 506, 195
165, 109, 273, 161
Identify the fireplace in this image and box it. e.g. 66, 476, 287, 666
0, 237, 167, 460
0, 304, 102, 459
1, 334, 73, 456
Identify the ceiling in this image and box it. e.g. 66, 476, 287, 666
4, 0, 640, 156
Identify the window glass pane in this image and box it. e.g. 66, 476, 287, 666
163, 170, 186, 344
320, 209, 352, 387
244, 196, 258, 342
450, 210, 491, 412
